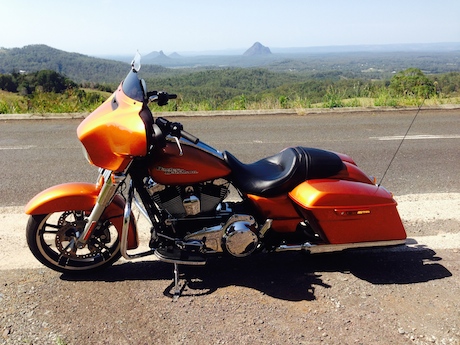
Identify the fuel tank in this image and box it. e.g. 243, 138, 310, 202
148, 142, 231, 185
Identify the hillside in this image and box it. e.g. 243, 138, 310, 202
0, 43, 459, 87
0, 45, 170, 84
243, 42, 272, 56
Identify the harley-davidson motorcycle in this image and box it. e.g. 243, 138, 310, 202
25, 53, 406, 295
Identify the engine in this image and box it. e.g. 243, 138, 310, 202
145, 178, 260, 258
146, 178, 230, 218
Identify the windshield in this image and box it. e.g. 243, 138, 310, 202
131, 51, 141, 72
122, 52, 145, 102
122, 70, 145, 102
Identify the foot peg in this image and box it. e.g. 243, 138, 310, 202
154, 247, 206, 266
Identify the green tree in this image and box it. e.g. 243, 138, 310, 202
389, 68, 435, 98
34, 70, 76, 93
0, 74, 17, 92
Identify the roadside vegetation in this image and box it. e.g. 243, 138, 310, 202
0, 70, 110, 113
0, 67, 459, 114
151, 67, 459, 111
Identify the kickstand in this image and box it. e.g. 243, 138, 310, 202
172, 263, 182, 301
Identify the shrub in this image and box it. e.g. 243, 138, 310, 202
389, 68, 436, 98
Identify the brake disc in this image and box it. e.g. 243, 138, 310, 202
55, 211, 101, 259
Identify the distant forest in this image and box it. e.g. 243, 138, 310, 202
0, 44, 459, 113
148, 67, 460, 110
1, 44, 459, 83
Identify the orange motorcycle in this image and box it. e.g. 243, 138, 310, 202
25, 54, 406, 292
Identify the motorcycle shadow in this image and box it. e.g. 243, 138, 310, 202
61, 244, 451, 301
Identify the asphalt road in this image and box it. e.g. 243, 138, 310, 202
0, 109, 459, 344
1, 108, 459, 206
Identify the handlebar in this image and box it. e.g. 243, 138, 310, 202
155, 117, 200, 144
147, 89, 199, 144
147, 91, 177, 106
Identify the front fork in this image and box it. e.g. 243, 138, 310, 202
77, 169, 125, 247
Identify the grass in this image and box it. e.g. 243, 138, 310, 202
1, 90, 459, 115
0, 89, 107, 114
56, 337, 67, 345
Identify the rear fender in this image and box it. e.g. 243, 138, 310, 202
25, 182, 138, 249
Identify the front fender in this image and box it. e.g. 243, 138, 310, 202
25, 182, 138, 249
25, 183, 100, 215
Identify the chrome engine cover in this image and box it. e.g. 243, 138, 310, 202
183, 214, 258, 257
223, 220, 258, 257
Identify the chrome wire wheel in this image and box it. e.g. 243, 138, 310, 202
26, 210, 121, 273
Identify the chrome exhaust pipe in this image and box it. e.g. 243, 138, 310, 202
275, 239, 406, 254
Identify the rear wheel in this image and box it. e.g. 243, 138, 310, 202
26, 210, 121, 273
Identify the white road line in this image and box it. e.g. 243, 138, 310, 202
0, 193, 459, 270
370, 134, 460, 141
0, 145, 36, 150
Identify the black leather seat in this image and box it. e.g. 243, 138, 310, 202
223, 147, 344, 197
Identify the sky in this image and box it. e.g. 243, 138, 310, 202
1, 0, 459, 56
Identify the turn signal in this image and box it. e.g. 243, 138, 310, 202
335, 209, 371, 216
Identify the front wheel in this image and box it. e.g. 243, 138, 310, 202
26, 210, 121, 273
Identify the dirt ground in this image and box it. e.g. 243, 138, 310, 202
1, 193, 459, 345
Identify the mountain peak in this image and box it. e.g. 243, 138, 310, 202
243, 42, 272, 56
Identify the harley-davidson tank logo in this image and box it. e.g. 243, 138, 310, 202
156, 166, 199, 175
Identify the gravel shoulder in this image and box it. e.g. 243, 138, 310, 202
1, 248, 459, 345
1, 192, 460, 344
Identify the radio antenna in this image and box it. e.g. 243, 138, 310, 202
378, 97, 425, 186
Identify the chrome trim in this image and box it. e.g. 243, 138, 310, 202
120, 180, 155, 260
179, 138, 225, 160
183, 225, 223, 253
223, 220, 258, 257
99, 170, 119, 205
183, 214, 254, 253
183, 195, 200, 216
171, 136, 183, 156
111, 172, 126, 185
133, 194, 153, 227
145, 178, 165, 194
275, 239, 406, 254
153, 250, 206, 266
258, 219, 273, 239
153, 252, 206, 266
77, 170, 123, 246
